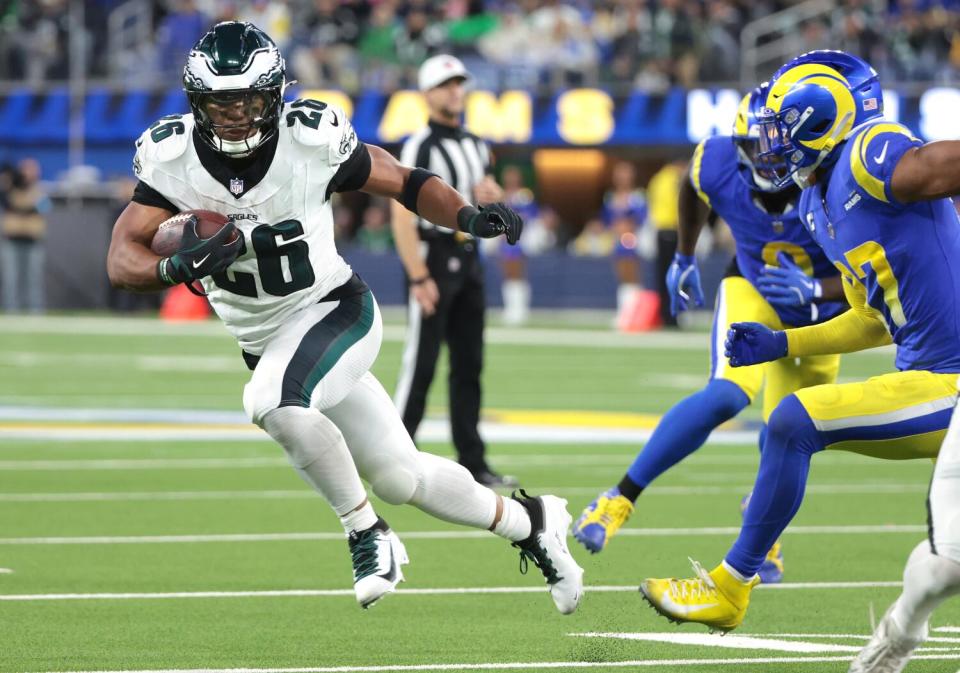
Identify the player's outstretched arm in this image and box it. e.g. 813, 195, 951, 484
361, 145, 522, 244
106, 202, 176, 292
891, 140, 960, 203
664, 169, 709, 315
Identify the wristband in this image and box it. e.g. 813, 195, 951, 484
157, 258, 176, 286
457, 205, 481, 236
410, 274, 431, 286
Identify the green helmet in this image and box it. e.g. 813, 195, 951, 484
183, 21, 286, 157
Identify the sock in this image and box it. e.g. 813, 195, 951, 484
492, 495, 533, 542
617, 283, 640, 315
409, 451, 506, 529
260, 406, 374, 531
722, 560, 751, 583
340, 501, 379, 534
624, 379, 750, 495
891, 540, 960, 639
725, 395, 823, 577
502, 279, 530, 326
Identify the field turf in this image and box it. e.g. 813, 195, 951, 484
1, 313, 958, 673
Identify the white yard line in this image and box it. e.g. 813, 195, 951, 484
0, 525, 925, 546
0, 482, 930, 503
0, 315, 899, 357
20, 654, 960, 673
0, 582, 907, 602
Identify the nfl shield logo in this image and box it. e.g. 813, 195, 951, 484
230, 178, 244, 195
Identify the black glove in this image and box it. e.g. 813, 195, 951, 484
458, 203, 523, 245
158, 215, 243, 286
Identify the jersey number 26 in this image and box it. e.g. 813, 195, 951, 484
211, 220, 314, 297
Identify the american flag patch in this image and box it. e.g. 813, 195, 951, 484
863, 98, 878, 111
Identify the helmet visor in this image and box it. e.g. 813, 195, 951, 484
757, 107, 800, 189
197, 90, 272, 142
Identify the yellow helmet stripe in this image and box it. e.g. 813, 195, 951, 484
734, 92, 751, 137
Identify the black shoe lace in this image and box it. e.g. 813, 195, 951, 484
348, 529, 381, 581
514, 541, 561, 585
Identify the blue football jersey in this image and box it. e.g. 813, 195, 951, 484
692, 136, 845, 327
799, 121, 960, 373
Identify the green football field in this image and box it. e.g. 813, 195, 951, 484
1, 313, 959, 673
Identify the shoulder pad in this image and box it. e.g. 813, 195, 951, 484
848, 122, 921, 204
284, 100, 359, 166
134, 114, 193, 166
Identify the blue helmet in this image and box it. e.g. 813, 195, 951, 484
758, 50, 883, 188
732, 83, 789, 193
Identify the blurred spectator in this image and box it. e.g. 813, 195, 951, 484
569, 217, 614, 257
646, 158, 686, 327
355, 201, 394, 254
239, 0, 291, 49
496, 165, 538, 326
155, 0, 210, 82
5, 0, 960, 92
1, 159, 50, 314
602, 160, 648, 319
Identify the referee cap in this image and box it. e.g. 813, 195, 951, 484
418, 54, 471, 92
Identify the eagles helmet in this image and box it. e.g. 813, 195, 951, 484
757, 50, 883, 188
183, 22, 286, 157
732, 83, 789, 193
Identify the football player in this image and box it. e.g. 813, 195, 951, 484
573, 82, 846, 586
639, 51, 960, 646
106, 22, 583, 614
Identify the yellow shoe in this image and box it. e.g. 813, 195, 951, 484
639, 559, 760, 632
572, 488, 635, 553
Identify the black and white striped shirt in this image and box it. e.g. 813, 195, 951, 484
400, 119, 491, 236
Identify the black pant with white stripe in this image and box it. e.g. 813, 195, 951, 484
395, 236, 488, 474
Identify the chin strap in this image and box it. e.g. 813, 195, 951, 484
216, 130, 264, 157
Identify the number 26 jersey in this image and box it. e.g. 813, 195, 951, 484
132, 100, 369, 355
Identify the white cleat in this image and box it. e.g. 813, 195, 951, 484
513, 491, 585, 615
849, 603, 926, 673
348, 519, 409, 609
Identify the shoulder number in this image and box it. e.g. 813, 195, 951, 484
148, 115, 186, 143
285, 99, 328, 130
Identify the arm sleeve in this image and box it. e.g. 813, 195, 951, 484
689, 139, 711, 207
325, 142, 372, 199
785, 279, 892, 356
848, 123, 923, 207
131, 180, 179, 213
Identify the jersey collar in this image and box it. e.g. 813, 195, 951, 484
194, 129, 280, 199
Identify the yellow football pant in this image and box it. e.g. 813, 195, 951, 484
710, 276, 840, 422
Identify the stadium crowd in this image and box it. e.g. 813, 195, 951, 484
4, 0, 960, 89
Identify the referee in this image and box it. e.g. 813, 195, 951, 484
391, 54, 518, 488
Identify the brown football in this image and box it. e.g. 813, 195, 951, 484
150, 210, 236, 257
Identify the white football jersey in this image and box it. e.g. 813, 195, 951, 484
133, 100, 361, 355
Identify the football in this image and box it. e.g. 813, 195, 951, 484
150, 210, 236, 257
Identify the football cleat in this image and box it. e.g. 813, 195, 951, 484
512, 490, 585, 614
639, 559, 760, 632
348, 518, 409, 609
848, 602, 926, 673
741, 492, 784, 584
573, 487, 634, 553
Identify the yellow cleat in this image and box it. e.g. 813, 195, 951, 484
639, 559, 760, 632
572, 488, 635, 553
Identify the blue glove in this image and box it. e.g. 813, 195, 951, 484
756, 252, 822, 308
724, 322, 788, 367
666, 253, 705, 316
